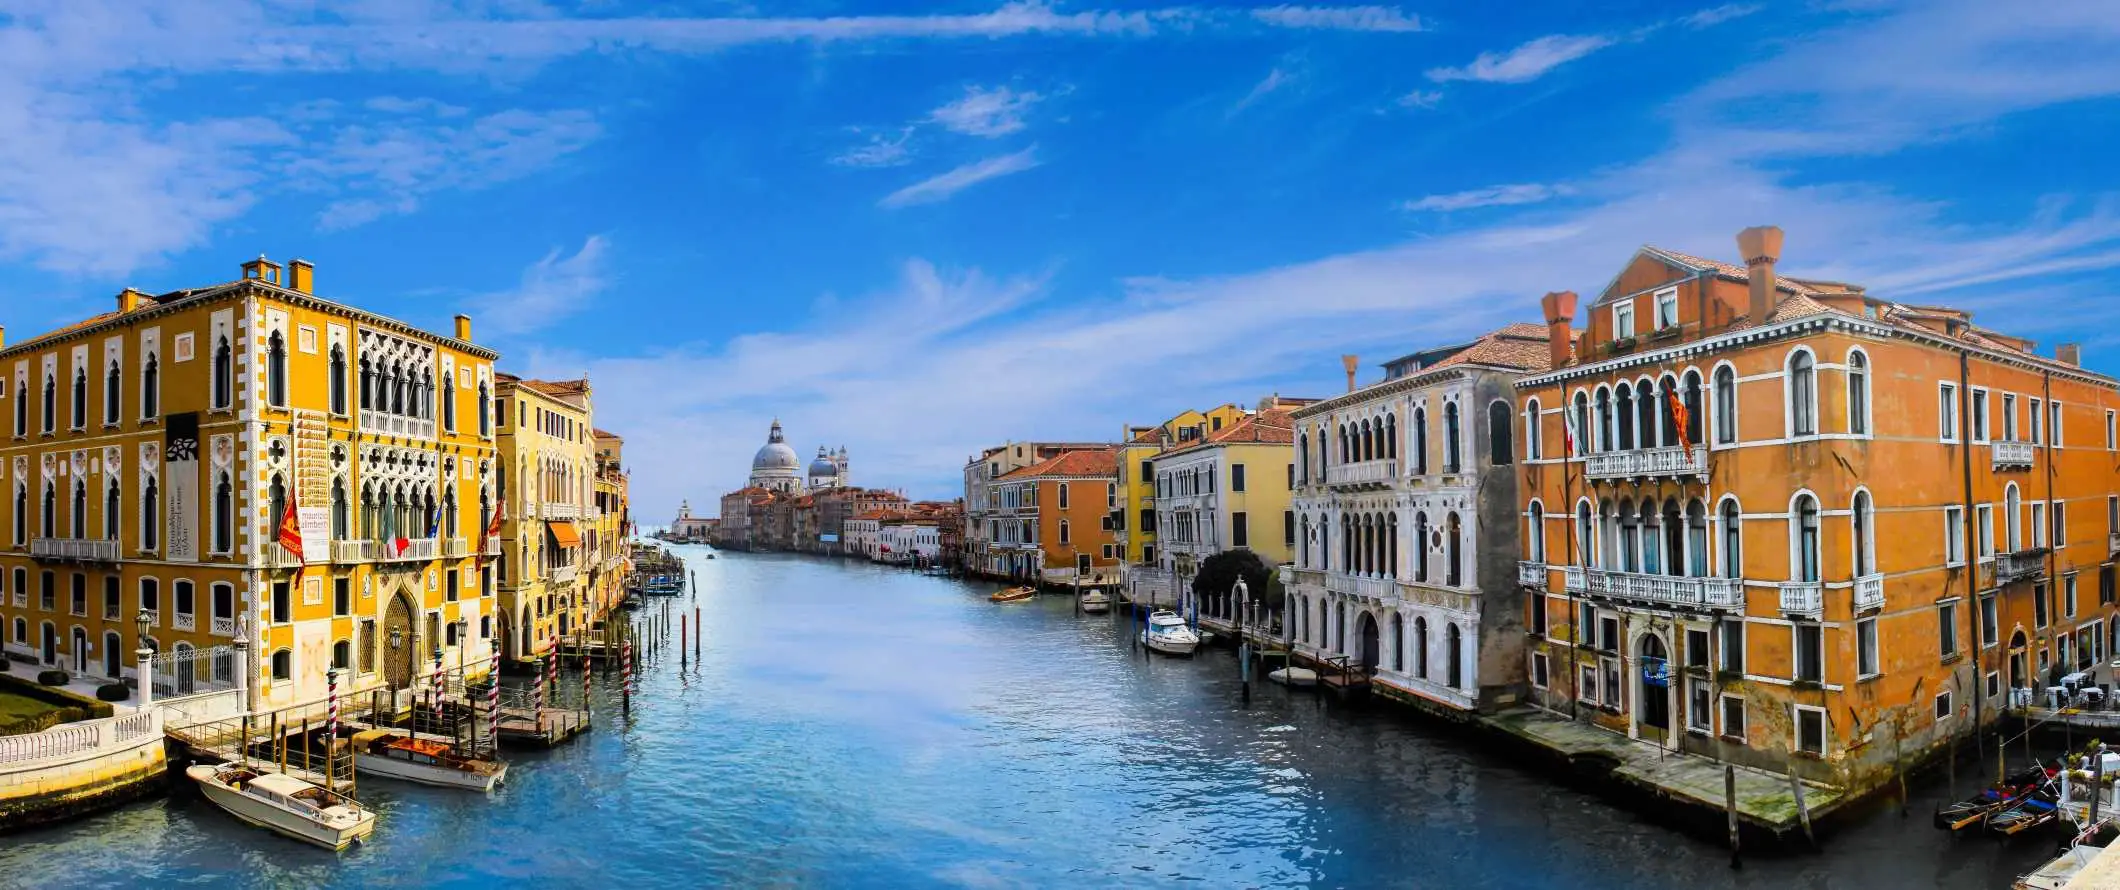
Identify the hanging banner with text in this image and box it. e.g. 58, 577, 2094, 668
165, 412, 199, 563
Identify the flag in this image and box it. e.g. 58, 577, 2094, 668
477, 502, 507, 571
393, 536, 410, 556
426, 501, 442, 539
1562, 405, 1580, 458
1667, 389, 1692, 453
276, 491, 304, 582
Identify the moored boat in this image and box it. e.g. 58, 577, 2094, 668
186, 762, 376, 851
1269, 667, 1319, 687
989, 586, 1036, 603
349, 729, 507, 792
1141, 610, 1201, 656
1079, 589, 1111, 614
1936, 765, 2052, 832
1989, 795, 2062, 837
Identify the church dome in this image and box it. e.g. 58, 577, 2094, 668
809, 447, 838, 478
752, 421, 800, 472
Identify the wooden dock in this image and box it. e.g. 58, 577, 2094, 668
496, 705, 590, 747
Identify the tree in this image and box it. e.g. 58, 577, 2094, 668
1192, 548, 1273, 620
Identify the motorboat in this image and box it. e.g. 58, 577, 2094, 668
1079, 589, 1111, 614
1141, 611, 1201, 656
349, 729, 507, 792
186, 762, 376, 851
1269, 667, 1319, 687
989, 586, 1036, 603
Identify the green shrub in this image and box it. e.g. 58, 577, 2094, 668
95, 683, 131, 702
36, 670, 69, 686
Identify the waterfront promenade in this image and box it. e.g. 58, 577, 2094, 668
0, 546, 2066, 887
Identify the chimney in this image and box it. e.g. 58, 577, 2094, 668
1341, 355, 1359, 393
1736, 225, 1784, 324
1540, 290, 1578, 369
454, 314, 473, 342
117, 288, 148, 313
2058, 343, 2082, 366
0, 325, 6, 350
240, 256, 282, 286
288, 259, 314, 294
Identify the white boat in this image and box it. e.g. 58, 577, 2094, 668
186, 762, 376, 851
1269, 667, 1319, 687
2018, 838, 2118, 889
349, 729, 507, 792
1140, 610, 1201, 656
1079, 589, 1111, 614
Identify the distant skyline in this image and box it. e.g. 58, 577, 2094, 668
0, 1, 2116, 520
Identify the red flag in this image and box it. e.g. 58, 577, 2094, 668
1667, 389, 1692, 453
276, 492, 305, 582
477, 502, 507, 571
393, 536, 410, 556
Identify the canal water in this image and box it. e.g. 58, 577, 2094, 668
0, 545, 2067, 887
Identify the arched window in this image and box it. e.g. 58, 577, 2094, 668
332, 640, 352, 671
70, 479, 85, 538
141, 478, 159, 551
212, 472, 233, 554
1618, 498, 1640, 572
267, 475, 286, 543
1847, 349, 1870, 437
1575, 501, 1594, 567
1793, 493, 1821, 582
41, 372, 55, 433
1058, 519, 1071, 545
1387, 512, 1399, 579
104, 361, 120, 425
1616, 382, 1636, 450
1391, 612, 1404, 672
2005, 483, 2022, 552
1686, 500, 1709, 577
271, 649, 292, 682
359, 357, 373, 411
1297, 514, 1309, 567
266, 330, 287, 408
1412, 407, 1429, 474
1414, 617, 1429, 679
1713, 365, 1737, 445
1443, 403, 1462, 472
1385, 411, 1398, 460
1788, 349, 1817, 437
211, 336, 232, 409
71, 366, 85, 429
1528, 502, 1546, 563
1658, 375, 1680, 445
1682, 370, 1704, 447
12, 373, 23, 435
141, 353, 159, 418
1339, 423, 1350, 463
1445, 513, 1463, 586
1572, 392, 1591, 456
1595, 387, 1613, 452
1413, 512, 1430, 581
442, 368, 456, 430
1360, 419, 1374, 462
11, 482, 24, 546
1719, 498, 1742, 578
1446, 623, 1464, 689
478, 381, 491, 436
329, 344, 347, 415
1852, 490, 1875, 577
41, 482, 54, 538
1488, 400, 1513, 466
331, 478, 349, 540
1524, 398, 1543, 461
1297, 432, 1309, 483
104, 479, 119, 541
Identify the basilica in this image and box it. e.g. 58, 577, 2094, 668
748, 419, 848, 494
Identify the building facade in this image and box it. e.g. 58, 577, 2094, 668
590, 429, 631, 617
1138, 408, 1298, 610
493, 375, 597, 665
1284, 328, 1547, 712
990, 449, 1121, 584
1517, 226, 2120, 786
961, 441, 1109, 579
0, 257, 500, 712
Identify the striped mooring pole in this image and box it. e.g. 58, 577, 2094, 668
532, 652, 546, 714
325, 667, 340, 790
622, 639, 633, 719
487, 669, 501, 756
581, 645, 591, 714
431, 651, 445, 726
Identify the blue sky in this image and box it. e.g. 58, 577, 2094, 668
2, 0, 2118, 520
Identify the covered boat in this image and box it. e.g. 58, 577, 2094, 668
1269, 667, 1319, 687
187, 763, 376, 851
1936, 765, 2051, 832
350, 729, 507, 792
1141, 610, 1201, 656
1989, 796, 2062, 837
1079, 589, 1111, 614
989, 586, 1036, 603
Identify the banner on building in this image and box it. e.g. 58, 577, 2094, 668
298, 507, 330, 564
164, 412, 199, 562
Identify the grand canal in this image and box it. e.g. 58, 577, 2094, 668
0, 545, 2068, 887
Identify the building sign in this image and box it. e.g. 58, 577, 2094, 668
1640, 657, 1669, 688
164, 412, 199, 562
819, 533, 839, 543
298, 506, 330, 564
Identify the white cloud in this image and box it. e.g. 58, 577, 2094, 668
880, 148, 1041, 208
830, 128, 916, 168
290, 106, 602, 230
1250, 6, 1422, 32
1404, 183, 1573, 212
1681, 4, 1763, 29
1395, 89, 1442, 109
1231, 67, 1293, 115
928, 85, 1044, 137
466, 236, 612, 337
1426, 34, 1615, 83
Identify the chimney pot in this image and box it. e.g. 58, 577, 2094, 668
1736, 226, 1784, 324
2058, 343, 2082, 366
454, 314, 472, 342
288, 259, 314, 294
1341, 355, 1360, 393
1540, 291, 1578, 369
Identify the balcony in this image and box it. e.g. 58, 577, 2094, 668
1853, 573, 1884, 611
1284, 567, 1325, 590
442, 537, 471, 559
1778, 581, 1823, 618
1518, 561, 1547, 588
1324, 459, 1398, 490
30, 537, 120, 562
1995, 548, 2048, 585
1564, 565, 1745, 611
211, 616, 235, 637
359, 409, 436, 440
544, 502, 582, 520
172, 611, 196, 632
1991, 441, 2036, 470
1325, 573, 1396, 601
1584, 444, 1707, 483
265, 543, 304, 568
331, 539, 373, 563
1397, 580, 1477, 614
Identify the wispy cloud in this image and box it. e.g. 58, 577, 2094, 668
831, 128, 917, 168
1250, 6, 1422, 32
1395, 89, 1442, 109
1426, 34, 1615, 83
929, 85, 1045, 137
1404, 183, 1574, 212
1231, 67, 1294, 115
880, 148, 1041, 208
1681, 4, 1763, 29
291, 107, 603, 231
466, 236, 612, 337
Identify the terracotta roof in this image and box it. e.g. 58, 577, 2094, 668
1159, 409, 1295, 456
1644, 246, 1822, 297
1129, 427, 1164, 444
1418, 322, 1553, 374
521, 378, 590, 396
998, 447, 1118, 480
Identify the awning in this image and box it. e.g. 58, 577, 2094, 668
546, 521, 582, 549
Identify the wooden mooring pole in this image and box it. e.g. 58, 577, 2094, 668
1786, 772, 1815, 848
694, 606, 701, 661
681, 614, 687, 669
1724, 764, 1741, 869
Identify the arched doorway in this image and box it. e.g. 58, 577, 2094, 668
40, 623, 55, 665
1639, 634, 1671, 734
497, 607, 514, 662
72, 627, 88, 673
1356, 611, 1381, 673
103, 632, 121, 678
383, 588, 417, 690
2009, 629, 2029, 694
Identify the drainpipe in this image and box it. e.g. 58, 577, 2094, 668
2040, 367, 2058, 680
1959, 350, 1981, 763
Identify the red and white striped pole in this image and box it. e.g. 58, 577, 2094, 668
622, 639, 633, 719
430, 651, 445, 727
581, 646, 591, 715
487, 666, 501, 756
326, 667, 340, 790
532, 651, 545, 713
547, 631, 559, 699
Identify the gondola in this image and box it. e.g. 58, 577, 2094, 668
1937, 766, 2052, 832
1988, 794, 2063, 837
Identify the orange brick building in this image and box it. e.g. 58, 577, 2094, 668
990, 449, 1120, 585
1516, 226, 2120, 788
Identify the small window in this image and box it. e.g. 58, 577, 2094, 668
1939, 382, 1960, 442
1795, 623, 1823, 683
1787, 350, 1817, 437
271, 649, 292, 682
1687, 677, 1712, 732
1944, 506, 1966, 566
1653, 288, 1678, 329
1231, 464, 1246, 493
1939, 600, 1960, 657
1532, 653, 1549, 688
1981, 595, 1998, 647
1686, 627, 1710, 668
1970, 387, 1990, 443
1795, 706, 1825, 755
1935, 690, 1953, 722
1856, 617, 1878, 677
1719, 620, 1745, 673
1721, 696, 1747, 740
1613, 301, 1636, 339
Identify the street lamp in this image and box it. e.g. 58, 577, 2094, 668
388, 625, 404, 707
134, 609, 153, 707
